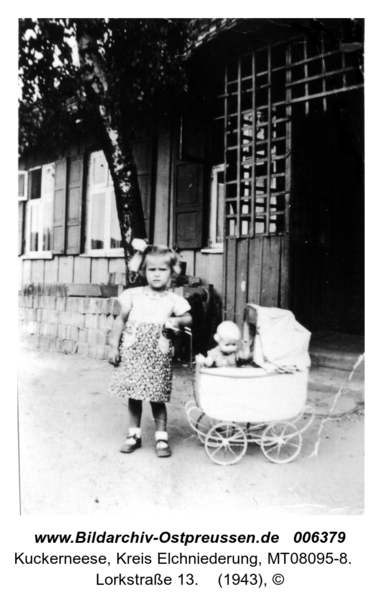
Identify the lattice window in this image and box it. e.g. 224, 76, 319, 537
213, 33, 363, 239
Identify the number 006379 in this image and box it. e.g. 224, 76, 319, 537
294, 532, 346, 543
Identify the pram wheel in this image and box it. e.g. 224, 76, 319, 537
260, 422, 302, 464
196, 413, 217, 442
205, 422, 248, 465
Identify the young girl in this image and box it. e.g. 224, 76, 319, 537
108, 245, 192, 457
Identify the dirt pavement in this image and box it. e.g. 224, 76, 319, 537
17, 338, 364, 516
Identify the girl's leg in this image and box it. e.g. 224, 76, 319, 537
151, 402, 171, 457
120, 398, 143, 453
128, 398, 143, 429
150, 401, 167, 431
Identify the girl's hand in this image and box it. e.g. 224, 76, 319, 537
108, 346, 120, 365
164, 318, 179, 331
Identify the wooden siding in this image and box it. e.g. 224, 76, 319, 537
19, 251, 224, 299
194, 252, 224, 298
178, 250, 195, 276
19, 256, 123, 288
22, 260, 32, 287
90, 258, 109, 284
44, 257, 59, 283
57, 256, 74, 283
73, 256, 91, 283
31, 259, 45, 283
107, 258, 126, 274
224, 235, 288, 322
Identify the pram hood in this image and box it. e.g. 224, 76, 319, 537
244, 304, 311, 373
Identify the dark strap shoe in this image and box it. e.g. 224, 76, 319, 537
120, 435, 142, 454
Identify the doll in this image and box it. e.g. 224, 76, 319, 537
196, 321, 241, 367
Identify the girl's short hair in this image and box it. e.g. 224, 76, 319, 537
139, 245, 181, 279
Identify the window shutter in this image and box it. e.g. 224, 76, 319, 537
52, 159, 68, 254
66, 157, 83, 255
174, 162, 204, 249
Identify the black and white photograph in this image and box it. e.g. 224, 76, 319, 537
17, 17, 365, 521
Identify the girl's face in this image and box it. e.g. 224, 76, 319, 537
145, 254, 172, 291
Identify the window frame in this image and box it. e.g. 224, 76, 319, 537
24, 164, 55, 258
86, 151, 124, 258
204, 163, 225, 252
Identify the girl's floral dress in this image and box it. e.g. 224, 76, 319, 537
110, 287, 190, 403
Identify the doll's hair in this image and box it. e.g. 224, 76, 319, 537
139, 245, 181, 279
215, 321, 241, 343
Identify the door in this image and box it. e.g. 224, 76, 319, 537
290, 89, 364, 333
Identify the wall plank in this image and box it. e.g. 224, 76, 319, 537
31, 260, 44, 283
58, 256, 74, 283
22, 260, 32, 287
18, 261, 23, 291
91, 258, 109, 284
183, 251, 224, 298
44, 257, 59, 283
279, 235, 290, 308
235, 239, 249, 323
247, 237, 263, 305
108, 258, 126, 274
261, 236, 281, 307
194, 252, 207, 282
179, 250, 195, 276
206, 252, 224, 299
74, 257, 91, 283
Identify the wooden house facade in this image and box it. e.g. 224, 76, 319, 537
18, 18, 364, 342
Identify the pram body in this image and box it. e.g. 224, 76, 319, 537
186, 304, 314, 465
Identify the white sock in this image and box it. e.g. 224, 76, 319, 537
129, 427, 141, 439
155, 431, 168, 442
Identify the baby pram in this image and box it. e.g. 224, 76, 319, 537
186, 304, 315, 465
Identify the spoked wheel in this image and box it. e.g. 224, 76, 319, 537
260, 421, 302, 464
205, 422, 248, 465
196, 413, 217, 442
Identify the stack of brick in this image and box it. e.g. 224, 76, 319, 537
19, 284, 121, 360
19, 282, 218, 361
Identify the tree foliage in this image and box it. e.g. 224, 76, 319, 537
19, 18, 189, 154
19, 19, 189, 272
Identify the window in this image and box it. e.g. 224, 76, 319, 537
207, 164, 224, 250
221, 49, 289, 239
214, 34, 363, 240
25, 164, 55, 255
86, 151, 123, 256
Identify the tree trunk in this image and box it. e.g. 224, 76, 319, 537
76, 23, 147, 282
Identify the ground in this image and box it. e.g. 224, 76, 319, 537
17, 339, 364, 516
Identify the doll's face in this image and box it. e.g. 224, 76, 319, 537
218, 337, 239, 354
215, 322, 241, 354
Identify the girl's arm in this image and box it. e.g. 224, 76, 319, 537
165, 312, 192, 330
108, 308, 129, 365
